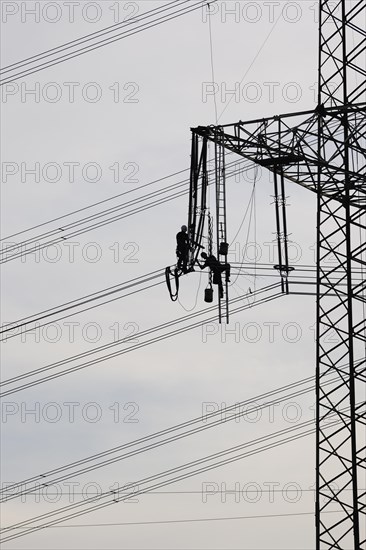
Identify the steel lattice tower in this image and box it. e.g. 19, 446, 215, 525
189, 0, 366, 547
316, 1, 365, 547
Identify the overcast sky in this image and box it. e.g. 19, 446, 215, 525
0, 1, 343, 549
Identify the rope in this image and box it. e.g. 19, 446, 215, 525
207, 3, 218, 124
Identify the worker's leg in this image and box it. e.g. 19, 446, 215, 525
182, 255, 188, 273
218, 278, 224, 299
225, 263, 231, 282
182, 246, 190, 273
177, 250, 183, 270
219, 263, 231, 282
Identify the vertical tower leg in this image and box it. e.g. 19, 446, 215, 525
315, 119, 366, 549
316, 0, 366, 544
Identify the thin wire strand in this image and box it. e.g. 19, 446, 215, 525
1, 413, 348, 543
0, 285, 283, 397
207, 3, 218, 125
2, 374, 331, 503
8, 510, 344, 531
0, 1, 213, 85
0, 0, 186, 73
1, 158, 251, 264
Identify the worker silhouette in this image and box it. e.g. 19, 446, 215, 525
176, 224, 190, 273
197, 252, 230, 299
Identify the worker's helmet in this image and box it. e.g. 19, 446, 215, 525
181, 225, 187, 232
201, 252, 208, 259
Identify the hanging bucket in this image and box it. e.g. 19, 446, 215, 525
204, 287, 213, 303
219, 242, 229, 256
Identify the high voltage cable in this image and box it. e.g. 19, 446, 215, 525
8, 488, 366, 498
1, 159, 248, 260
1, 168, 189, 241
0, 1, 216, 85
0, 276, 164, 341
1, 115, 337, 261
1, 1, 209, 82
3, 391, 362, 541
0, 112, 329, 248
2, 263, 362, 342
0, 378, 341, 507
2, 420, 321, 537
2, 5, 362, 540
1, 158, 251, 264
0, 413, 347, 543
2, 150, 239, 243
2, 369, 343, 503
0, 284, 283, 397
0, 262, 304, 336
5, 269, 163, 323
0, 286, 283, 394
0, 179, 189, 260
3, 132, 327, 264
2, 373, 313, 496
2, 117, 327, 263
2, 121, 324, 249
0, 183, 188, 263
11, 510, 346, 530
1, 0, 185, 73
5, 274, 356, 396
0, 268, 165, 341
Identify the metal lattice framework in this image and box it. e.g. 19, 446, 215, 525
190, 0, 366, 547
316, 1, 366, 547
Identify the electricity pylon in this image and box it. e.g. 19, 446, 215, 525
190, 0, 366, 547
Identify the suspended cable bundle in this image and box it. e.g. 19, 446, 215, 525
166, 128, 232, 319
1, 159, 251, 265
188, 130, 210, 265
3, 261, 350, 344
0, 283, 283, 398
164, 131, 210, 302
2, 261, 355, 343
2, 370, 343, 503
0, 0, 217, 85
0, 404, 354, 543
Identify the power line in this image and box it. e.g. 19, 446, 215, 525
0, 113, 339, 264
1, 261, 338, 342
2, 369, 338, 503
0, 1, 216, 85
0, 412, 347, 543
1, 150, 251, 244
3, 394, 361, 543
1, 168, 189, 242
0, 284, 283, 397
12, 488, 363, 496
2, 160, 249, 261
8, 510, 344, 530
207, 2, 218, 125
0, 180, 189, 263
1, 158, 251, 264
1, 0, 184, 74
0, 269, 165, 341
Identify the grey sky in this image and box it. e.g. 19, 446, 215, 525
0, 1, 342, 548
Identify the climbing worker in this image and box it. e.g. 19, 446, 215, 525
176, 224, 190, 273
197, 252, 230, 299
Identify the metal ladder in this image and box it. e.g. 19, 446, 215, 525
215, 133, 229, 324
